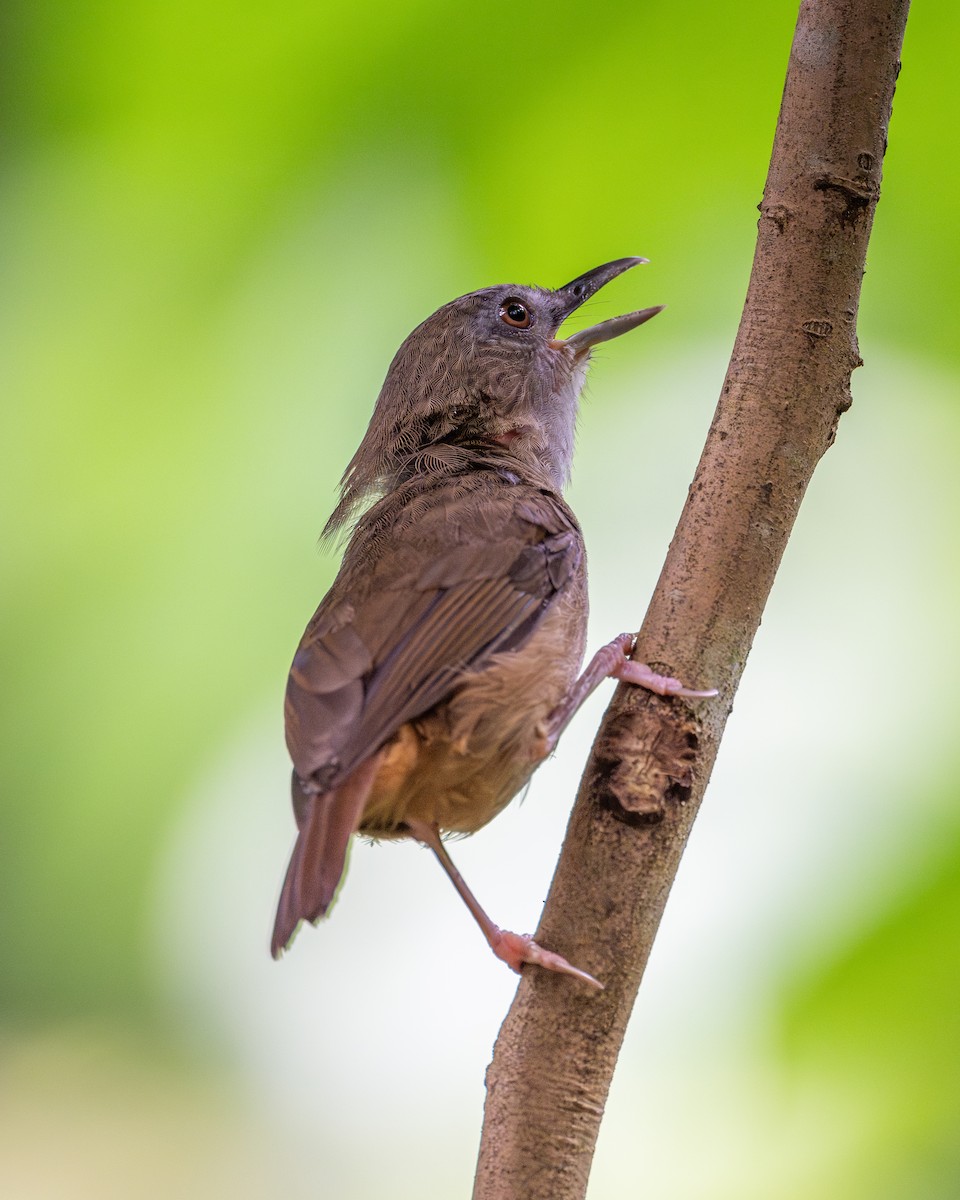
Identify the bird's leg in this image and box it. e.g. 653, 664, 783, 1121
404, 818, 603, 990
541, 631, 718, 755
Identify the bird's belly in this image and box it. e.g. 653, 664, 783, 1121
358, 588, 587, 837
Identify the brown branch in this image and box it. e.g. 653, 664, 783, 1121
472, 1, 910, 1196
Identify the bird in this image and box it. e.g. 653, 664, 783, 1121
271, 257, 716, 987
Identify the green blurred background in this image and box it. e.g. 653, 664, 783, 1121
2, 1, 958, 1196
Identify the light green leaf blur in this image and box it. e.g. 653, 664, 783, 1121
1, 1, 957, 1197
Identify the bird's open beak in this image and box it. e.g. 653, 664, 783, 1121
549, 257, 663, 352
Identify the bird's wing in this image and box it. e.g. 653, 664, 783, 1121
284, 486, 582, 794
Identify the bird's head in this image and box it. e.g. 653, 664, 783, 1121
325, 258, 661, 536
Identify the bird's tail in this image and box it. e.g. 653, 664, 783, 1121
270, 754, 382, 958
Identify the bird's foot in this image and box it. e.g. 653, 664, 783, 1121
489, 927, 604, 990
609, 636, 719, 699
539, 633, 717, 757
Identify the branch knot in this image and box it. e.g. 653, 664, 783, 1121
592, 701, 700, 828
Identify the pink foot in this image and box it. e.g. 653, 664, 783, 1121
489, 927, 604, 990
608, 633, 718, 699
540, 633, 718, 757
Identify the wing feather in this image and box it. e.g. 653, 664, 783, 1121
285, 482, 581, 793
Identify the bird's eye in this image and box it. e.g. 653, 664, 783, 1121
499, 299, 531, 329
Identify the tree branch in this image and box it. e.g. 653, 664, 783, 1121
472, 1, 910, 1196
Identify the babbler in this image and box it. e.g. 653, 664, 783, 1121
272, 258, 715, 986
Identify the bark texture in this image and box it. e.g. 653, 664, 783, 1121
473, 1, 910, 1196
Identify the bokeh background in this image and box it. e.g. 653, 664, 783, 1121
2, 2, 958, 1197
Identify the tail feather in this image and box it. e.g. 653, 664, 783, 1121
271, 753, 383, 958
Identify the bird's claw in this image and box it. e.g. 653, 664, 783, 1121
490, 928, 604, 990
613, 651, 718, 699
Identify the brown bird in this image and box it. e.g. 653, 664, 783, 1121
271, 258, 715, 986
